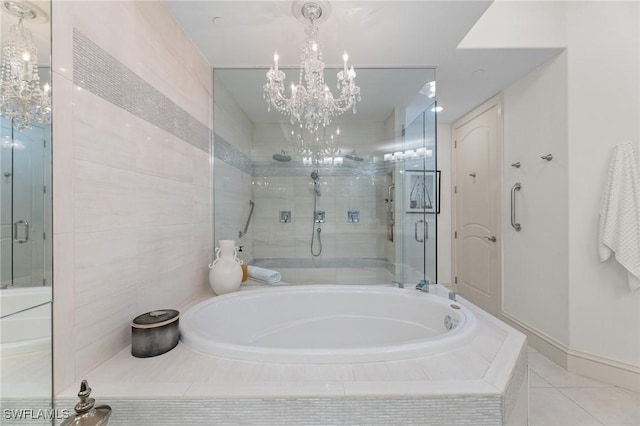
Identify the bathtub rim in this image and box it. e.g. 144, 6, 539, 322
180, 284, 478, 364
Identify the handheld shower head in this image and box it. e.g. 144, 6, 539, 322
310, 171, 321, 196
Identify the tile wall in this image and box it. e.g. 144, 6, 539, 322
212, 82, 397, 269
52, 1, 212, 393
249, 121, 391, 264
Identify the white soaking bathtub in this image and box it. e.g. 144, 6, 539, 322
180, 285, 477, 363
0, 286, 52, 357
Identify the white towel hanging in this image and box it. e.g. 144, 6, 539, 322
598, 141, 640, 291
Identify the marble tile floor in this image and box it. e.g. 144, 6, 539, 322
527, 347, 639, 426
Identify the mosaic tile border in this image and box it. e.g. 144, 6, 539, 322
503, 342, 528, 419
213, 133, 253, 175
72, 30, 210, 153
56, 395, 502, 425
252, 160, 390, 178
213, 131, 394, 178
252, 257, 390, 269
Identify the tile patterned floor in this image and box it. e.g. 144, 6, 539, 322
528, 347, 640, 426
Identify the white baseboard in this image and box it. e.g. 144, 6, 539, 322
502, 311, 640, 392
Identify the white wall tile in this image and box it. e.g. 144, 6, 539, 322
192, 146, 212, 188
137, 224, 194, 281
136, 129, 194, 183
74, 114, 137, 171
74, 229, 138, 308
136, 174, 193, 227
74, 161, 138, 233
53, 1, 213, 391
52, 73, 75, 235
53, 233, 75, 395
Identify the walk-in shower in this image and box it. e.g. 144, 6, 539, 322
213, 67, 438, 286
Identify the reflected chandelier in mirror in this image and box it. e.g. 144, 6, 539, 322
0, 1, 51, 130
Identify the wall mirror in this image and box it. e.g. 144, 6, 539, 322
0, 0, 53, 416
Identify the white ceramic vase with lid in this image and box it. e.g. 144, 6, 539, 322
208, 240, 243, 295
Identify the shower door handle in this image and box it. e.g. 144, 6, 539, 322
510, 182, 522, 231
414, 220, 425, 243
13, 220, 29, 243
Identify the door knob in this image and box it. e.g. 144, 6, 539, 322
483, 236, 497, 242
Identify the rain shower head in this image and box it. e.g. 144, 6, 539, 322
310, 171, 320, 181
345, 150, 363, 162
272, 150, 292, 162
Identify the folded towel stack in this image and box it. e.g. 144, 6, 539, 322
247, 266, 281, 284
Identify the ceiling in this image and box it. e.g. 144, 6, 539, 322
0, 0, 51, 68
165, 0, 562, 124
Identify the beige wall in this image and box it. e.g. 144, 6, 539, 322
503, 52, 570, 344
499, 1, 639, 388
52, 1, 212, 394
566, 1, 639, 369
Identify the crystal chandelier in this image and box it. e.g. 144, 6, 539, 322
291, 125, 342, 165
0, 1, 51, 130
263, 2, 361, 134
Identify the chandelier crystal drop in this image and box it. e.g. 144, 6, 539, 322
291, 126, 341, 165
263, 2, 361, 134
0, 16, 51, 130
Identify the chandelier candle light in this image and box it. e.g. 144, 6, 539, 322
0, 1, 51, 130
263, 2, 361, 134
292, 125, 342, 165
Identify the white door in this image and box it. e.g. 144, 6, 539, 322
453, 96, 502, 316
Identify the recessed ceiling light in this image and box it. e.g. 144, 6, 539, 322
431, 106, 444, 112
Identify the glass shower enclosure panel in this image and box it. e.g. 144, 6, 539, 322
398, 103, 437, 286
1, 117, 51, 288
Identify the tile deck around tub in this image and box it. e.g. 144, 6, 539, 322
55, 284, 527, 425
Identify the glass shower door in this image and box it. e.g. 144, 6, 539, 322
398, 103, 437, 286
0, 116, 50, 288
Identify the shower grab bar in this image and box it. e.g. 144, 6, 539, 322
13, 220, 29, 243
510, 182, 522, 231
387, 185, 395, 202
238, 200, 255, 239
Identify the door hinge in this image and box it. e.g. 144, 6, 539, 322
42, 232, 46, 240
454, 185, 457, 194
454, 276, 458, 284
454, 231, 457, 239
42, 278, 46, 286
43, 139, 46, 148
43, 185, 46, 194
454, 140, 457, 148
